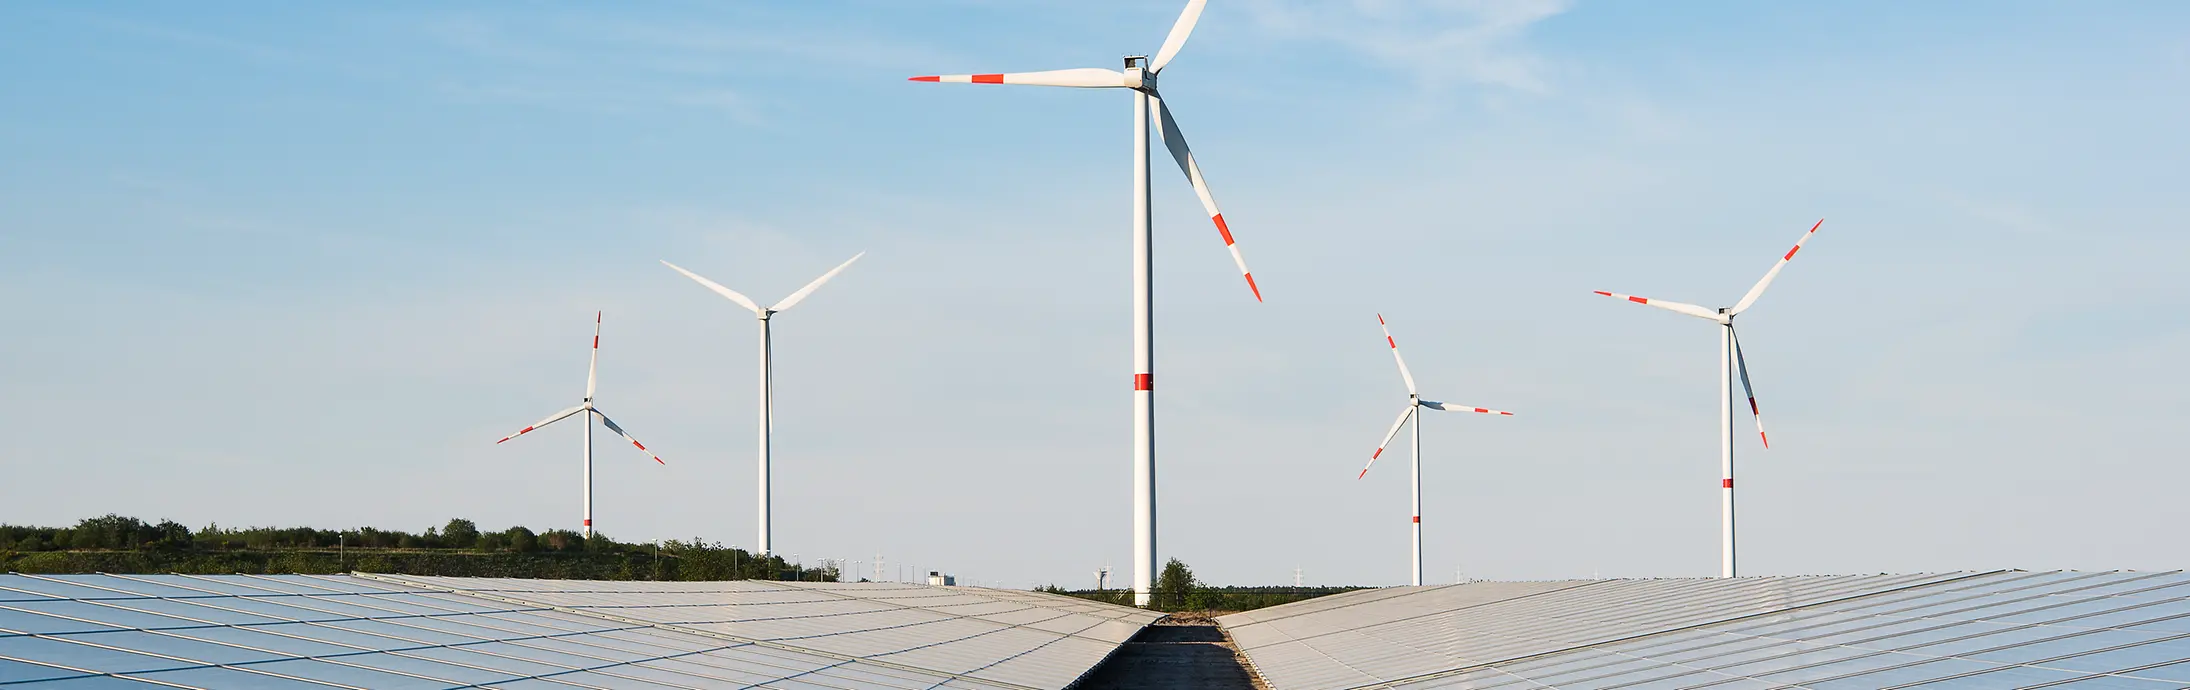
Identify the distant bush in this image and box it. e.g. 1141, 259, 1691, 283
442, 519, 480, 549
1054, 557, 1366, 613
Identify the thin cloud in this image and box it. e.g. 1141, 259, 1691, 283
1936, 191, 2060, 237
1244, 0, 1570, 94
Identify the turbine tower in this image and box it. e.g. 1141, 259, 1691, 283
663, 254, 862, 556
1593, 219, 1823, 577
494, 312, 666, 537
1358, 314, 1511, 586
909, 0, 1261, 607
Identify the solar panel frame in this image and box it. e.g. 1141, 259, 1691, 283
1, 573, 1154, 690
1223, 571, 2190, 690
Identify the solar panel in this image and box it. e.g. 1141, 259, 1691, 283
0, 573, 1159, 689
1220, 571, 2190, 690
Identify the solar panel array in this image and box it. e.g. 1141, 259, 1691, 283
0, 573, 1160, 689
1219, 570, 2190, 690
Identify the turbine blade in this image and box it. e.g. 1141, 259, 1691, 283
773, 252, 864, 313
1732, 219, 1824, 315
1152, 94, 1259, 301
1360, 404, 1417, 479
662, 261, 763, 314
1149, 0, 1207, 74
907, 68, 1128, 88
495, 404, 587, 444
593, 409, 665, 464
1592, 290, 1723, 321
1420, 401, 1515, 416
1731, 327, 1768, 449
586, 311, 601, 401
1376, 313, 1418, 395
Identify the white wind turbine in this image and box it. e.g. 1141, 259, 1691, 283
1593, 219, 1823, 578
495, 312, 666, 538
1357, 314, 1512, 587
909, 0, 1261, 607
662, 253, 863, 557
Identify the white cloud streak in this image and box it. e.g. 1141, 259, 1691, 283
1244, 0, 1570, 93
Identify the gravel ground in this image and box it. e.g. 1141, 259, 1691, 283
1075, 615, 1266, 689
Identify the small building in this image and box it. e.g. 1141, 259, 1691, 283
928, 571, 956, 586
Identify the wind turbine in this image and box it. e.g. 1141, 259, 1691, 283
662, 253, 863, 557
1358, 314, 1512, 587
1593, 219, 1823, 578
495, 312, 666, 538
909, 0, 1261, 607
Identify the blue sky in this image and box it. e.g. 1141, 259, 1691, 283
3, 1, 2187, 588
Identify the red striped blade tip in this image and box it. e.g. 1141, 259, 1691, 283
1245, 274, 1262, 302
908, 76, 940, 82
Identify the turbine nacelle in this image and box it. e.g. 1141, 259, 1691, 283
1589, 219, 1826, 569
1360, 314, 1514, 480
662, 253, 863, 559
905, 0, 1260, 303
491, 312, 667, 537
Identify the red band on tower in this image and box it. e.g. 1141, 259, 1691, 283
1133, 374, 1153, 391
1722, 478, 1734, 488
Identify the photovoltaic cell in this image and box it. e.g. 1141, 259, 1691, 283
1220, 570, 2190, 690
0, 573, 1158, 689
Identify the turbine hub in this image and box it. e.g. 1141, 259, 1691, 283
1123, 55, 1150, 90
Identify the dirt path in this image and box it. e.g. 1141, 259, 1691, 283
1075, 615, 1266, 689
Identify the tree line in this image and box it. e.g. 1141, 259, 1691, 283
0, 514, 835, 582
1042, 558, 1364, 613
